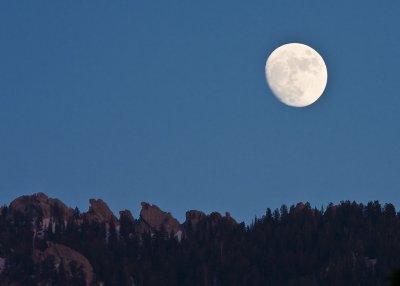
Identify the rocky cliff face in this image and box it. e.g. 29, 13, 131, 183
1, 193, 239, 284
119, 209, 134, 222
8, 192, 74, 228
6, 193, 238, 235
85, 199, 118, 225
185, 210, 206, 230
139, 202, 181, 235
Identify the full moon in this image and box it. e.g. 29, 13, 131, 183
265, 43, 328, 107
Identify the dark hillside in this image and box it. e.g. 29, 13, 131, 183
1, 193, 400, 285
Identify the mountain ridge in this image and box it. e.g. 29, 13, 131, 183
1, 192, 400, 285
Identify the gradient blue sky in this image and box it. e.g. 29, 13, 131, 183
1, 1, 400, 223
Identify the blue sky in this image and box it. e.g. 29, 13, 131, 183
1, 1, 400, 223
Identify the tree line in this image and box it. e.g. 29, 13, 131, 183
1, 200, 400, 285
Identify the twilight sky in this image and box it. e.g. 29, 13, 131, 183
1, 1, 400, 223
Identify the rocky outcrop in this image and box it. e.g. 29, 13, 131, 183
185, 210, 237, 230
85, 199, 118, 225
0, 192, 244, 284
8, 192, 74, 224
119, 210, 134, 222
185, 210, 206, 230
209, 212, 223, 227
139, 202, 180, 235
5, 193, 238, 235
224, 212, 237, 225
33, 243, 94, 285
207, 211, 238, 228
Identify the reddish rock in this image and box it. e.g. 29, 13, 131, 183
9, 192, 73, 222
85, 199, 118, 225
119, 209, 134, 222
185, 210, 206, 230
209, 212, 222, 224
139, 202, 180, 235
224, 212, 237, 225
33, 243, 94, 285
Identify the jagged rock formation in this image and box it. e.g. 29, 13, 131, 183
5, 193, 237, 237
209, 211, 223, 227
8, 192, 74, 229
139, 202, 181, 235
1, 193, 400, 285
85, 198, 118, 225
119, 209, 134, 222
185, 210, 206, 230
0, 192, 242, 284
33, 243, 95, 285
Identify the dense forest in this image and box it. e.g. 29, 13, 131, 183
1, 194, 400, 285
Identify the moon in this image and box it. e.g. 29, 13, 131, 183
265, 43, 328, 107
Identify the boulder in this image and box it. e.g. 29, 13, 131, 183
33, 243, 94, 285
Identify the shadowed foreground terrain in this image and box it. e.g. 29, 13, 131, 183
1, 193, 400, 285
